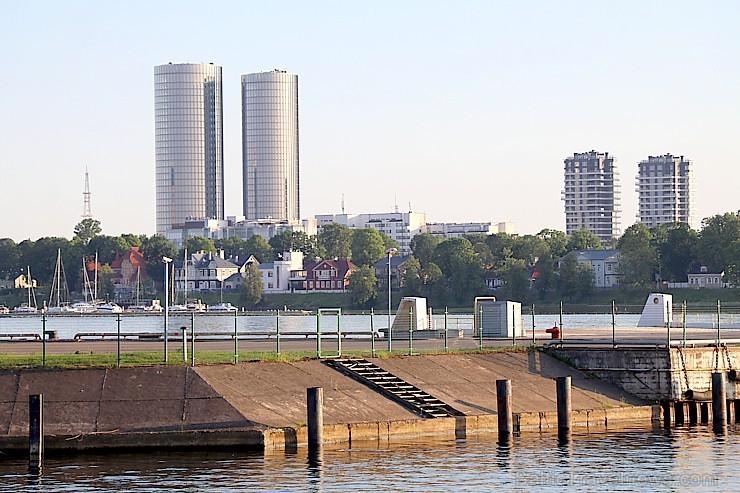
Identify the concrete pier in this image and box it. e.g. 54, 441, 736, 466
0, 352, 655, 453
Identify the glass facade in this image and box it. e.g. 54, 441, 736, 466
155, 63, 224, 235
241, 70, 299, 222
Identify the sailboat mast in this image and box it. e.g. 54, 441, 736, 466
136, 267, 141, 306
94, 251, 98, 302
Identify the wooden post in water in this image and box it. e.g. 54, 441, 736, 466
688, 401, 698, 425
735, 401, 740, 424
674, 401, 685, 425
496, 380, 513, 438
661, 401, 672, 427
712, 372, 727, 432
556, 377, 572, 435
307, 387, 324, 451
700, 402, 709, 424
29, 394, 43, 474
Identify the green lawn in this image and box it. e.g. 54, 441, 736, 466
0, 346, 529, 370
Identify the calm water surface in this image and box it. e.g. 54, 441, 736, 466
2, 426, 737, 492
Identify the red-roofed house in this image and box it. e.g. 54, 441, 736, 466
304, 259, 357, 292
110, 247, 149, 296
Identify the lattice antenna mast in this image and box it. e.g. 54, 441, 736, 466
82, 167, 92, 219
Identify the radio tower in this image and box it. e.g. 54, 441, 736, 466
82, 167, 92, 219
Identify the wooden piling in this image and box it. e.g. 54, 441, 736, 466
661, 401, 672, 426
556, 376, 572, 433
687, 401, 698, 425
29, 394, 43, 473
735, 400, 740, 424
674, 401, 685, 425
307, 387, 324, 450
496, 380, 513, 437
700, 402, 709, 424
712, 372, 727, 431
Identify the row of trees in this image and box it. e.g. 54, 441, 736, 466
618, 212, 740, 287
2, 211, 737, 306
348, 211, 740, 306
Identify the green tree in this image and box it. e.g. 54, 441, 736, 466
566, 229, 603, 251
0, 238, 20, 278
537, 229, 568, 258
617, 223, 657, 287
410, 233, 441, 268
348, 266, 378, 307
697, 211, 740, 273
725, 239, 740, 286
73, 218, 102, 245
498, 257, 530, 301
318, 223, 353, 260
556, 252, 595, 301
533, 252, 556, 300
485, 233, 517, 270
245, 235, 274, 263
511, 235, 549, 266
240, 263, 263, 306
120, 234, 143, 249
87, 235, 129, 264
378, 231, 399, 252
141, 235, 177, 285
401, 255, 423, 296
215, 236, 250, 259
651, 222, 698, 282
180, 236, 217, 257
97, 264, 116, 301
351, 228, 386, 267
433, 238, 486, 303
268, 230, 296, 255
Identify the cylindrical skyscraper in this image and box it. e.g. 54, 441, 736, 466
154, 62, 224, 235
241, 70, 299, 222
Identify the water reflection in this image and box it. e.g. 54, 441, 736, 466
0, 426, 737, 492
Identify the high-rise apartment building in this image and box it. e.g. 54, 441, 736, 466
636, 154, 694, 229
241, 70, 299, 222
562, 151, 621, 243
154, 63, 224, 235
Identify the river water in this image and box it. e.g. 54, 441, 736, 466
0, 313, 647, 340
1, 426, 737, 492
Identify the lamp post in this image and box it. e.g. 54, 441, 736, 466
386, 247, 397, 352
162, 256, 173, 363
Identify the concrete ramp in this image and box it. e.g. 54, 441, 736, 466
195, 361, 419, 428
368, 352, 645, 415
0, 367, 253, 436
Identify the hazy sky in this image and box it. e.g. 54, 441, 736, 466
3, 1, 739, 242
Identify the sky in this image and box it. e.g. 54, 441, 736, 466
2, 1, 739, 242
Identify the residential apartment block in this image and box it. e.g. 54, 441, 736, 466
315, 212, 426, 256
636, 154, 694, 229
563, 151, 621, 243
427, 221, 516, 238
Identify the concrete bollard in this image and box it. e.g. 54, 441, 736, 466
496, 380, 513, 438
712, 372, 726, 432
556, 377, 572, 433
29, 394, 43, 474
307, 387, 324, 450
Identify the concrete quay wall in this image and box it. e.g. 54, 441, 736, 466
0, 352, 653, 453
551, 347, 740, 401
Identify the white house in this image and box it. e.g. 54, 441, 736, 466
687, 265, 725, 289
570, 249, 621, 288
258, 251, 304, 293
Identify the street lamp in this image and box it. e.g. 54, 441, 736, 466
162, 256, 173, 363
386, 247, 397, 351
